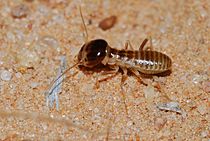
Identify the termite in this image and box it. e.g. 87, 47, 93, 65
47, 7, 172, 113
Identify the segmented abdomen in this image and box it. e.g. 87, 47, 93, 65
109, 49, 172, 74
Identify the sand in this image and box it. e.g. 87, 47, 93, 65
0, 0, 209, 140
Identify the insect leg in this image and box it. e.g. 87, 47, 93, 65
95, 66, 119, 88
125, 42, 128, 50
98, 66, 119, 82
149, 36, 153, 50
120, 67, 129, 115
130, 69, 148, 86
125, 40, 134, 50
140, 36, 153, 51
121, 67, 128, 85
139, 38, 149, 51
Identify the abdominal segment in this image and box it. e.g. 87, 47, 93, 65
110, 49, 172, 75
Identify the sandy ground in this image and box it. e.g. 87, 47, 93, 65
0, 0, 209, 140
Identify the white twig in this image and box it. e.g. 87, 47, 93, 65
157, 101, 186, 115
46, 56, 66, 110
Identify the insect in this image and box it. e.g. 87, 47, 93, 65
47, 7, 172, 113
76, 37, 172, 84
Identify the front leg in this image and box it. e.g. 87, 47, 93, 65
95, 66, 119, 88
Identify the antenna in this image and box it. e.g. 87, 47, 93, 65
79, 6, 89, 43
47, 61, 80, 95
47, 6, 87, 95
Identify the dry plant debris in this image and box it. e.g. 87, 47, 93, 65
157, 102, 184, 114
46, 56, 66, 110
0, 0, 209, 140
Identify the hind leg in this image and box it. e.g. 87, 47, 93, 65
130, 69, 148, 86
120, 67, 129, 115
146, 36, 153, 51
125, 40, 134, 50
139, 36, 153, 51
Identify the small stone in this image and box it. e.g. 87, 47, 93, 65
199, 7, 207, 18
143, 85, 158, 100
30, 82, 39, 89
17, 49, 39, 67
197, 103, 207, 115
127, 120, 134, 127
192, 74, 203, 84
154, 117, 167, 131
6, 32, 15, 41
202, 81, 210, 93
192, 75, 200, 84
201, 130, 208, 138
39, 36, 60, 52
1, 70, 12, 81
159, 25, 166, 33
187, 14, 195, 26
162, 129, 171, 137
41, 123, 48, 130
93, 107, 99, 113
11, 4, 29, 19
99, 15, 117, 31
15, 72, 22, 78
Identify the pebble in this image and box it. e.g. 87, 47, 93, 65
17, 49, 39, 67
192, 74, 207, 84
159, 25, 166, 33
202, 81, 210, 93
199, 7, 207, 18
200, 130, 208, 138
127, 120, 134, 127
154, 117, 167, 131
30, 82, 39, 89
0, 70, 12, 81
11, 4, 29, 19
39, 36, 60, 52
99, 15, 117, 31
192, 74, 201, 84
197, 103, 207, 115
143, 85, 158, 100
15, 72, 22, 78
6, 32, 16, 41
41, 123, 48, 130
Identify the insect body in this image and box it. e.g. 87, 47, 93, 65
77, 39, 172, 75
48, 7, 172, 104
47, 7, 172, 115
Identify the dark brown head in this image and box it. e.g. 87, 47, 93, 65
78, 39, 108, 68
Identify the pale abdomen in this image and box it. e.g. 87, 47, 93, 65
109, 49, 172, 75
